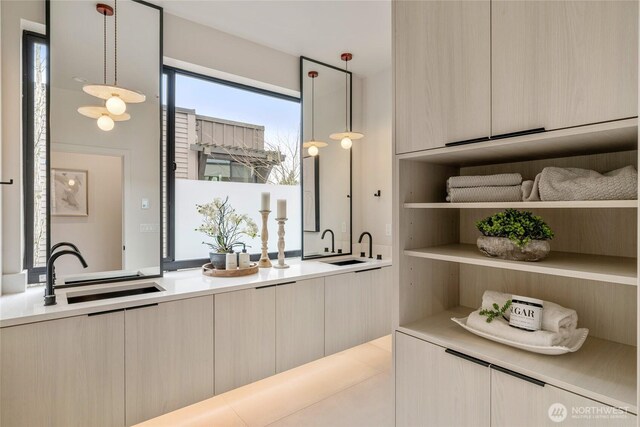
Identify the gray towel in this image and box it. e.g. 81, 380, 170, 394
446, 186, 523, 202
447, 173, 522, 189
523, 166, 637, 201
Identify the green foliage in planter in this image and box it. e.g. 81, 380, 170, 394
476, 209, 554, 249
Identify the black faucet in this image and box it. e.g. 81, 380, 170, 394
45, 250, 88, 306
321, 229, 335, 253
51, 242, 80, 253
358, 231, 373, 259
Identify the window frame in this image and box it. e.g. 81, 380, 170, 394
162, 65, 302, 271
23, 30, 48, 284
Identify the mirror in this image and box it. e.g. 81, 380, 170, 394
301, 57, 352, 259
47, 0, 162, 283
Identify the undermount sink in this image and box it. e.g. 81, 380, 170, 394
66, 282, 165, 304
327, 259, 368, 267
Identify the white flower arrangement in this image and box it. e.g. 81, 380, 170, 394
196, 197, 259, 253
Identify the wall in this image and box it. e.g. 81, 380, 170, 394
353, 68, 393, 259
51, 151, 123, 277
1, 1, 45, 292
174, 180, 301, 261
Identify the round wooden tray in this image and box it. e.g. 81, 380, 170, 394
202, 262, 259, 278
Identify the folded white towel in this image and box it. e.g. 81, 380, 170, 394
467, 309, 570, 347
447, 173, 522, 189
480, 290, 578, 336
446, 186, 522, 202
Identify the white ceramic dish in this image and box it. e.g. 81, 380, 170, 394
451, 316, 589, 355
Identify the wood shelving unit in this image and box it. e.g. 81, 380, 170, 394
404, 200, 638, 209
398, 307, 637, 413
404, 244, 637, 286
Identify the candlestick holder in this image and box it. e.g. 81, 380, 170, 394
273, 217, 289, 269
258, 210, 272, 268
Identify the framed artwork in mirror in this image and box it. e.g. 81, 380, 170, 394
52, 168, 88, 217
303, 156, 319, 232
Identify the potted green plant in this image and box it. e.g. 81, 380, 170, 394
196, 197, 259, 269
476, 209, 554, 262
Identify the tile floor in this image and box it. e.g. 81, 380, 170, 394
137, 335, 394, 427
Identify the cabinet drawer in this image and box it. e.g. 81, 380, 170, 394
491, 367, 636, 426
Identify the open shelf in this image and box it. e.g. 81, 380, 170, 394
404, 200, 638, 209
398, 307, 637, 413
404, 244, 637, 286
397, 118, 638, 166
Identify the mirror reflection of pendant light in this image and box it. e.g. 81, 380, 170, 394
80, 0, 145, 128
330, 53, 363, 149
302, 71, 328, 157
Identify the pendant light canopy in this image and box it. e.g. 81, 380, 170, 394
302, 70, 328, 157
329, 53, 363, 149
78, 1, 144, 130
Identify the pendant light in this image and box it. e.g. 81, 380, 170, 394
329, 53, 363, 149
81, 1, 145, 120
302, 71, 328, 156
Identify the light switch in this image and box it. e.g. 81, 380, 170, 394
341, 222, 347, 233
141, 198, 150, 209
385, 224, 392, 236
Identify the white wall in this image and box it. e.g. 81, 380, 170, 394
175, 180, 301, 261
51, 151, 123, 277
353, 68, 392, 259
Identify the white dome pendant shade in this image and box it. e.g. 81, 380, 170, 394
329, 53, 364, 149
302, 70, 327, 157
78, 1, 145, 131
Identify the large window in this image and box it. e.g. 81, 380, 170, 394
23, 31, 48, 284
163, 68, 302, 268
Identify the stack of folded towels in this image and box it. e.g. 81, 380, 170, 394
466, 290, 579, 347
446, 173, 523, 202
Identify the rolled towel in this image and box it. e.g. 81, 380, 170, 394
446, 186, 522, 202
467, 309, 570, 347
480, 290, 578, 336
447, 173, 522, 189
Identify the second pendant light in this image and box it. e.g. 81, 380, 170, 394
303, 70, 327, 156
330, 53, 364, 149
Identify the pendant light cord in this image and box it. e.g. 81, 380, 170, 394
344, 59, 348, 132
311, 76, 315, 140
114, 0, 118, 86
103, 12, 107, 85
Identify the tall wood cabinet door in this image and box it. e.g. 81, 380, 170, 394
394, 0, 491, 153
1, 312, 125, 427
125, 297, 214, 425
276, 278, 325, 373
325, 272, 367, 355
215, 286, 276, 394
396, 332, 490, 427
363, 267, 393, 341
492, 0, 638, 136
491, 368, 636, 426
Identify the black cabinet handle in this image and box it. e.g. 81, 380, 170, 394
125, 303, 158, 311
256, 284, 277, 289
88, 308, 124, 317
492, 365, 545, 387
490, 127, 545, 140
445, 136, 490, 147
445, 348, 490, 367
354, 267, 382, 274
276, 281, 296, 286
0, 179, 13, 185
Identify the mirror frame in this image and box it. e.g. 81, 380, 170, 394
299, 56, 353, 260
45, 0, 164, 285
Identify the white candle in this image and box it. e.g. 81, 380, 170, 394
261, 192, 270, 211
277, 199, 286, 219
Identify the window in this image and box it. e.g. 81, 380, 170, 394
23, 31, 48, 284
163, 68, 302, 269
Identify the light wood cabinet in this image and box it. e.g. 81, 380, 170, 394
394, 0, 491, 153
276, 278, 325, 373
125, 297, 214, 425
0, 311, 125, 427
491, 368, 636, 427
492, 0, 638, 136
325, 268, 392, 355
395, 332, 491, 427
215, 286, 276, 394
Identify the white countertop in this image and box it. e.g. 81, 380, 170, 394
0, 257, 392, 328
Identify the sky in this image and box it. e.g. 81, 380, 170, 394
171, 74, 301, 146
